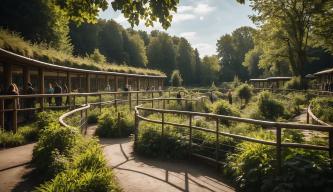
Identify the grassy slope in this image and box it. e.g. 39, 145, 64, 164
0, 29, 164, 76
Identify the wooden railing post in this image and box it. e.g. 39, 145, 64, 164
151, 92, 154, 108
276, 125, 282, 174
306, 109, 310, 124
115, 93, 118, 112
129, 92, 132, 110
134, 110, 139, 145
73, 95, 76, 109
136, 92, 139, 106
189, 114, 193, 155
329, 130, 333, 164
99, 94, 102, 113
0, 99, 4, 130
215, 118, 219, 165
13, 97, 18, 133
161, 112, 165, 136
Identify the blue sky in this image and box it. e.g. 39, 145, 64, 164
99, 0, 255, 57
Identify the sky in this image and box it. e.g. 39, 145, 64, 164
99, 0, 255, 57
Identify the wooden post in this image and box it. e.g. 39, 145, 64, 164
67, 72, 71, 92
86, 73, 90, 92
134, 110, 139, 145
3, 63, 12, 89
276, 126, 282, 174
99, 94, 102, 113
115, 93, 118, 112
136, 92, 139, 106
161, 112, 165, 135
189, 114, 192, 155
137, 77, 140, 91
115, 76, 119, 91
23, 66, 30, 87
39, 68, 45, 111
13, 97, 18, 133
73, 95, 76, 109
0, 99, 4, 130
151, 92, 154, 108
216, 118, 219, 166
129, 92, 132, 110
306, 109, 310, 124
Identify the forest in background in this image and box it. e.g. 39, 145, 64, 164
0, 0, 332, 86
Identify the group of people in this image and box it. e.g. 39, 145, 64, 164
46, 82, 69, 106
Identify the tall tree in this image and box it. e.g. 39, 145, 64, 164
193, 49, 202, 85
177, 38, 195, 85
123, 32, 148, 67
201, 55, 221, 85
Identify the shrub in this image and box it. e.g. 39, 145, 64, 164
310, 97, 333, 123
211, 100, 240, 117
87, 110, 99, 124
95, 107, 134, 138
235, 84, 253, 105
284, 76, 308, 90
170, 70, 183, 87
257, 91, 284, 120
32, 123, 80, 177
136, 129, 188, 159
290, 93, 307, 115
36, 111, 63, 130
0, 123, 38, 148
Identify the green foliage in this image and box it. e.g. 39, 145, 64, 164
95, 107, 134, 138
0, 29, 164, 76
32, 123, 80, 177
0, 123, 39, 148
211, 100, 240, 117
311, 97, 333, 123
201, 55, 221, 85
257, 91, 284, 120
87, 110, 99, 124
111, 0, 178, 29
284, 76, 307, 90
36, 111, 63, 129
235, 84, 253, 104
170, 70, 183, 87
135, 129, 189, 159
177, 38, 195, 85
88, 49, 106, 64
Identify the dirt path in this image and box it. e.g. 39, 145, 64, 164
101, 137, 235, 192
0, 143, 39, 192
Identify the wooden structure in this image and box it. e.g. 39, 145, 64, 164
0, 48, 166, 94
0, 48, 166, 131
314, 68, 333, 91
249, 77, 291, 89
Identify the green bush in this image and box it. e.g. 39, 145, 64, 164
235, 84, 253, 105
32, 123, 81, 177
36, 111, 63, 129
95, 107, 134, 138
311, 97, 333, 123
136, 129, 188, 159
284, 76, 308, 90
211, 100, 240, 117
87, 110, 99, 124
0, 123, 38, 148
257, 91, 284, 120
170, 70, 183, 87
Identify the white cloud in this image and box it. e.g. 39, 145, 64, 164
173, 13, 196, 23
179, 32, 197, 41
199, 16, 204, 20
113, 14, 127, 23
177, 5, 193, 13
193, 43, 216, 57
193, 3, 216, 15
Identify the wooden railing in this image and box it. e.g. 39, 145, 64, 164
307, 103, 331, 126
134, 97, 333, 172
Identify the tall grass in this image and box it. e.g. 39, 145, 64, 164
0, 28, 164, 76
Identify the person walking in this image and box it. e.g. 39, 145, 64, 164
24, 82, 36, 121
47, 83, 54, 106
5, 83, 20, 131
54, 82, 62, 106
228, 89, 233, 105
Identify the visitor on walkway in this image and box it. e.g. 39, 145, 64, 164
63, 83, 69, 106
209, 91, 217, 103
47, 83, 54, 106
5, 83, 20, 131
24, 82, 36, 121
228, 89, 232, 105
54, 82, 62, 106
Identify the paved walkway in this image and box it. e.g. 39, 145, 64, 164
101, 137, 235, 192
0, 143, 38, 192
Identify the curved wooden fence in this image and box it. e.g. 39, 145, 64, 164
307, 103, 332, 126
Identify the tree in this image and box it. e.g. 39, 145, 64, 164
193, 49, 202, 85
170, 70, 183, 87
201, 55, 221, 85
147, 33, 177, 76
242, 47, 263, 78
235, 84, 253, 106
98, 20, 125, 63
88, 49, 106, 64
123, 32, 148, 67
216, 27, 255, 81
177, 38, 195, 85
111, 0, 179, 29
249, 0, 329, 84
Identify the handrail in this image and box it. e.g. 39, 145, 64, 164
59, 104, 90, 128
307, 103, 331, 126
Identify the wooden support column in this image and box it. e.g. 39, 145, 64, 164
67, 72, 72, 92
23, 66, 30, 88
147, 78, 150, 89
125, 76, 129, 87
3, 63, 13, 89
86, 73, 90, 92
137, 77, 140, 91
39, 68, 45, 111
115, 76, 119, 91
